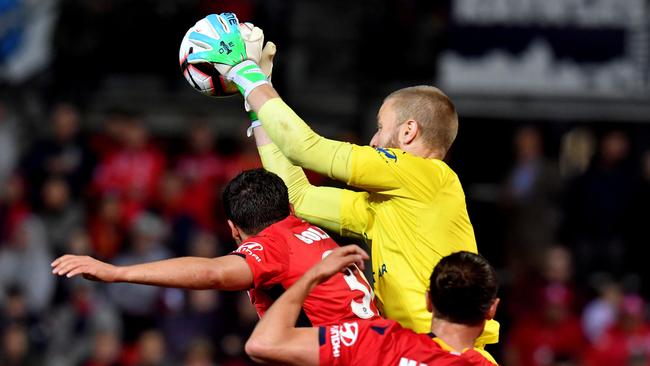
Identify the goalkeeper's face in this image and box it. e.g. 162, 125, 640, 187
370, 100, 402, 149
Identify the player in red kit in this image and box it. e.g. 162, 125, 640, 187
51, 168, 377, 326
246, 248, 499, 365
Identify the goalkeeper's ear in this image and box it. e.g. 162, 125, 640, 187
260, 42, 277, 81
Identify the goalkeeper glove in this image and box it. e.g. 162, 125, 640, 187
187, 14, 269, 98
212, 22, 270, 96
186, 13, 247, 75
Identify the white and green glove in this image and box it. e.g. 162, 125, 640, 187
187, 14, 269, 98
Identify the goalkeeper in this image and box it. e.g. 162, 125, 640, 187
186, 13, 498, 347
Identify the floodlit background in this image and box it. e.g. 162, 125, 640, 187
1, 0, 650, 365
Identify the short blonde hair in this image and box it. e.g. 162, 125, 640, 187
386, 86, 458, 154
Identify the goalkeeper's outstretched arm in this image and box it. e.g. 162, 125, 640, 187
253, 125, 348, 235
246, 84, 355, 184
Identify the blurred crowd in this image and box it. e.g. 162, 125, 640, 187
492, 125, 650, 366
3, 103, 650, 366
0, 100, 269, 366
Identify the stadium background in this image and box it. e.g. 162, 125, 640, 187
1, 0, 650, 365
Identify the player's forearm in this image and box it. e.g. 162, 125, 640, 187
117, 257, 224, 289
248, 86, 354, 182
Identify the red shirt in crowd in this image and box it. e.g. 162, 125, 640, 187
174, 152, 225, 229
93, 147, 165, 224
507, 313, 586, 366
319, 318, 496, 366
231, 215, 378, 326
584, 323, 650, 366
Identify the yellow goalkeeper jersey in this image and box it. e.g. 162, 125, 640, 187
343, 145, 482, 333
256, 98, 499, 346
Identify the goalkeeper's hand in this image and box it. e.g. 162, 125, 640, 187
217, 23, 274, 95
186, 13, 247, 75
188, 13, 269, 98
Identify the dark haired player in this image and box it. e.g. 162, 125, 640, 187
52, 168, 378, 326
245, 248, 499, 365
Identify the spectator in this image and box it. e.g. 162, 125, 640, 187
88, 195, 125, 260
506, 283, 586, 366
559, 127, 596, 180
38, 177, 84, 254
0, 174, 31, 244
0, 323, 39, 366
502, 126, 561, 274
0, 100, 19, 190
174, 121, 226, 231
0, 286, 46, 352
0, 216, 54, 312
163, 290, 223, 361
108, 212, 171, 341
564, 130, 635, 278
93, 116, 165, 225
584, 294, 650, 366
582, 279, 623, 343
45, 281, 122, 366
0, 286, 31, 329
508, 243, 577, 322
162, 232, 224, 358
183, 339, 216, 366
123, 329, 171, 366
23, 103, 95, 198
90, 109, 129, 159
80, 330, 122, 366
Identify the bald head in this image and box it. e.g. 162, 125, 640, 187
385, 86, 458, 155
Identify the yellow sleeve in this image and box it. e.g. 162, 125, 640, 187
348, 145, 447, 194
258, 143, 370, 239
257, 98, 353, 182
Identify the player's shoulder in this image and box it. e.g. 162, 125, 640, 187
433, 338, 498, 365
462, 349, 499, 365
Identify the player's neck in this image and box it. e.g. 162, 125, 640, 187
430, 317, 483, 352
401, 142, 445, 160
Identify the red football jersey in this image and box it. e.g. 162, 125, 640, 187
319, 318, 497, 366
231, 215, 378, 326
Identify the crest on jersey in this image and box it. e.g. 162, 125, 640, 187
375, 147, 398, 162
237, 242, 264, 262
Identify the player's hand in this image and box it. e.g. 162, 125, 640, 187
51, 255, 118, 282
240, 22, 264, 65
186, 13, 247, 75
309, 245, 369, 284
259, 41, 276, 81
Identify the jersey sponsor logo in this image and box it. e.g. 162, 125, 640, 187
375, 147, 398, 162
399, 358, 427, 366
330, 322, 359, 358
373, 263, 388, 280
294, 227, 330, 244
339, 322, 359, 346
236, 242, 264, 262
